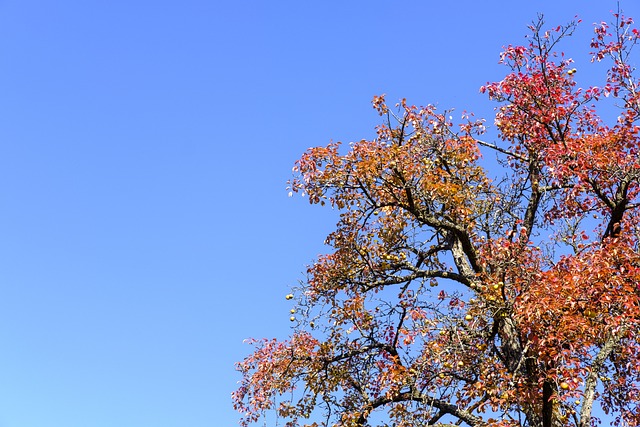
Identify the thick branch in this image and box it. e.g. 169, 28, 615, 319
579, 328, 626, 427
603, 179, 630, 239
358, 391, 485, 427
320, 342, 399, 365
522, 160, 542, 240
360, 269, 472, 291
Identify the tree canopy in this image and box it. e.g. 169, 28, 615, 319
234, 12, 640, 427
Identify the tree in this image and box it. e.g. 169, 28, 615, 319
233, 12, 640, 427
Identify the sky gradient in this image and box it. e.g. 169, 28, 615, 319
0, 1, 637, 426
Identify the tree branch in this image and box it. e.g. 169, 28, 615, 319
578, 327, 627, 427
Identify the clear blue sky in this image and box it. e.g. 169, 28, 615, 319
0, 1, 636, 426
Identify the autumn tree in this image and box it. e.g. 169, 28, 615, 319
234, 12, 640, 427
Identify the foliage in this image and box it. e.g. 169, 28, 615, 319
234, 12, 640, 427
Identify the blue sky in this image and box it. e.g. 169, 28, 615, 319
0, 1, 637, 426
